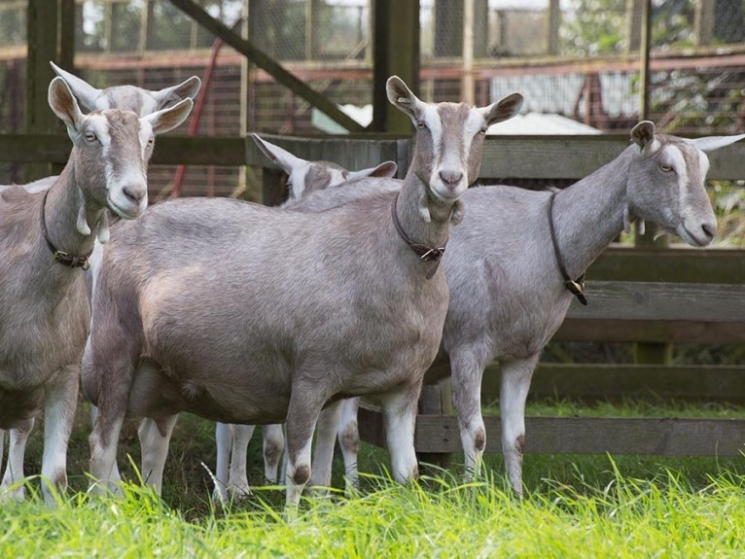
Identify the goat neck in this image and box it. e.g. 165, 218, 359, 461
41, 163, 106, 267
393, 170, 453, 255
549, 146, 634, 280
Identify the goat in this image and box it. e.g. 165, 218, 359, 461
0, 77, 192, 503
254, 122, 744, 495
211, 136, 396, 501
0, 63, 200, 495
82, 76, 523, 508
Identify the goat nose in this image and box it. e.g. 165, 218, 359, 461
702, 222, 717, 240
439, 170, 463, 187
122, 185, 145, 204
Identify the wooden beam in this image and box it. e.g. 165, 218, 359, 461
554, 319, 745, 344
416, 415, 745, 456
3, 133, 745, 182
481, 363, 745, 402
478, 135, 745, 180
566, 281, 745, 322
168, 0, 365, 133
359, 407, 745, 456
588, 247, 745, 285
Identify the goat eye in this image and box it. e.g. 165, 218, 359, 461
417, 121, 426, 130
660, 164, 673, 173
84, 132, 97, 142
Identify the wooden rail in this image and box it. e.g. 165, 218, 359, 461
358, 407, 745, 457
5, 133, 745, 180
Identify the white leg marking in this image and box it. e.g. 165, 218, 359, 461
0, 419, 34, 501
139, 414, 179, 496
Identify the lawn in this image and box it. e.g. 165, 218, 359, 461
2, 397, 744, 558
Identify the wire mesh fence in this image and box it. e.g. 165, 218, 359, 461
2, 0, 745, 195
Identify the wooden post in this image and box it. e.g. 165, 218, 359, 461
634, 0, 670, 365
371, 0, 420, 133
138, 0, 150, 56
547, 0, 561, 55
26, 0, 61, 182
625, 0, 643, 53
418, 379, 453, 470
694, 1, 715, 47
59, 0, 75, 70
462, 0, 474, 105
306, 0, 320, 61
473, 0, 488, 58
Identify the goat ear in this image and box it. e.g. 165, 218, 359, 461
347, 161, 398, 180
50, 61, 102, 112
142, 98, 193, 135
151, 76, 202, 111
479, 92, 524, 126
48, 77, 85, 138
690, 133, 745, 152
251, 134, 307, 174
631, 121, 656, 150
387, 76, 424, 122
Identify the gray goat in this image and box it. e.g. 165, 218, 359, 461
212, 134, 396, 500
243, 121, 743, 495
0, 63, 199, 497
82, 77, 523, 508
129, 133, 398, 501
0, 77, 192, 503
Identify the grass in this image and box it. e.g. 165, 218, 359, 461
4, 397, 745, 558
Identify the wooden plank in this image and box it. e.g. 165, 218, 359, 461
0, 135, 247, 166
168, 0, 365, 133
480, 363, 745, 402
4, 134, 745, 184
555, 319, 745, 344
416, 415, 745, 456
589, 247, 745, 285
478, 136, 745, 181
360, 407, 745, 456
565, 281, 745, 322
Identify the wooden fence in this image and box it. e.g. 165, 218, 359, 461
3, 131, 745, 459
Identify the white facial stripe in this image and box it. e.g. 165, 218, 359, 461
664, 145, 689, 219
462, 109, 485, 169
88, 115, 113, 188
423, 105, 443, 163
138, 120, 154, 167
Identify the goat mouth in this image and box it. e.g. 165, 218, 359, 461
430, 184, 466, 203
679, 225, 712, 247
107, 197, 142, 220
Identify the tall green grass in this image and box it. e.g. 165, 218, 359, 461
2, 467, 745, 558
4, 398, 745, 557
